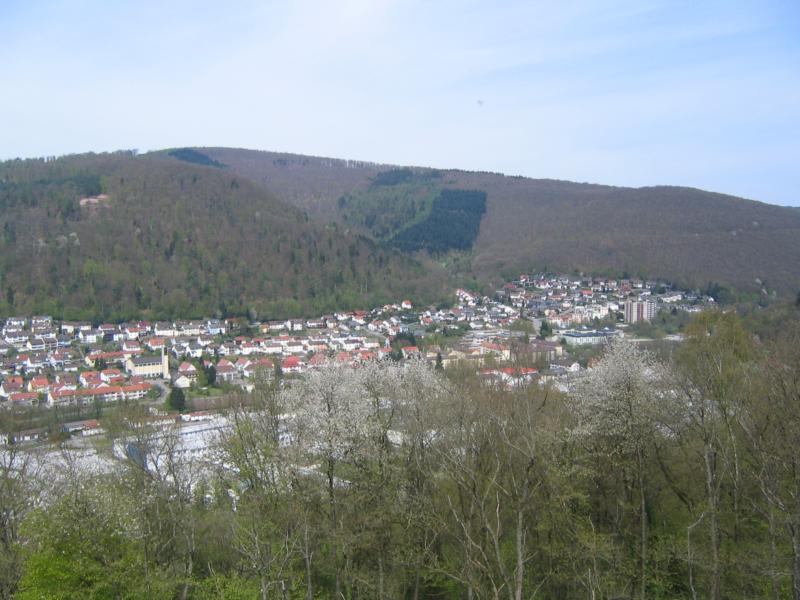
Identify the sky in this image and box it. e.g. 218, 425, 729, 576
1, 0, 799, 205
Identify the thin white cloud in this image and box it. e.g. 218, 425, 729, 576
0, 0, 797, 204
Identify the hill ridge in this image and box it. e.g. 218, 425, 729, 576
180, 147, 800, 298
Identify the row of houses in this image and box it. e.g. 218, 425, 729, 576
4, 275, 685, 410
47, 382, 152, 406
496, 273, 710, 326
0, 307, 406, 409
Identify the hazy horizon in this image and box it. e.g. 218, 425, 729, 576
2, 0, 798, 206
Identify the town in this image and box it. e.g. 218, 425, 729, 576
0, 273, 712, 443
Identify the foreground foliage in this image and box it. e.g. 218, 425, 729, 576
2, 311, 800, 598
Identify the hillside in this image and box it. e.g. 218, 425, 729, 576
170, 147, 390, 222
0, 153, 447, 321
185, 147, 800, 298
2, 146, 796, 322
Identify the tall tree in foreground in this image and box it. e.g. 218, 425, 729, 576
672, 311, 756, 600
739, 321, 800, 599
217, 378, 299, 600
571, 339, 665, 599
284, 363, 371, 597
395, 360, 450, 599
0, 441, 41, 599
433, 368, 586, 599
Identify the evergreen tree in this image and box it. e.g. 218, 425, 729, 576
167, 385, 186, 412
205, 364, 216, 387
539, 319, 552, 339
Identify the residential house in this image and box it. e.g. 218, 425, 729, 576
0, 376, 24, 398
281, 356, 304, 373
8, 392, 40, 408
206, 320, 226, 335
171, 374, 192, 389
27, 376, 50, 394
177, 362, 198, 383
215, 359, 237, 382
243, 358, 275, 379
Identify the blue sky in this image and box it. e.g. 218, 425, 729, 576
1, 0, 798, 205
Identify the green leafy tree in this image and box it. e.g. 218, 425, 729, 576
16, 471, 172, 599
205, 364, 216, 387
539, 319, 553, 339
194, 360, 208, 388
0, 442, 39, 597
672, 311, 756, 600
167, 385, 186, 412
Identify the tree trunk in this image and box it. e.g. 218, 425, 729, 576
304, 522, 313, 600
704, 444, 721, 600
687, 515, 701, 600
792, 521, 800, 600
179, 528, 195, 600
378, 554, 385, 600
637, 444, 648, 600
179, 555, 192, 600
515, 508, 525, 600
792, 456, 800, 600
327, 458, 342, 600
767, 505, 781, 600
260, 574, 268, 600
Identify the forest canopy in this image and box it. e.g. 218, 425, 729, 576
2, 312, 800, 598
0, 153, 448, 321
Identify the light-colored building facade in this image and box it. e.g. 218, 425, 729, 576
624, 300, 658, 324
126, 352, 169, 379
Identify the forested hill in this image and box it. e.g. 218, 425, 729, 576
2, 147, 796, 321
183, 147, 800, 298
0, 152, 447, 321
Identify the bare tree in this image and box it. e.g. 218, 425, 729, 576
434, 370, 559, 600
394, 359, 450, 600
217, 381, 298, 600
670, 312, 755, 600
117, 413, 206, 598
739, 323, 800, 598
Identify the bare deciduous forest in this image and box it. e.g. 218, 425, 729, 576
196, 147, 800, 298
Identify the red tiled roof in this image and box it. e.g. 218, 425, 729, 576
282, 356, 301, 368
